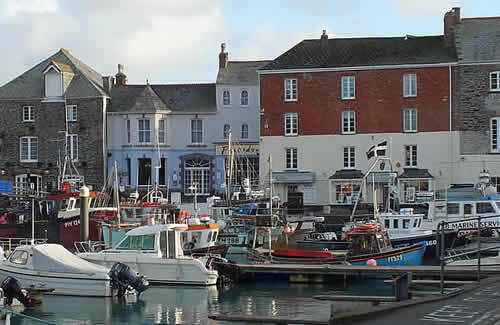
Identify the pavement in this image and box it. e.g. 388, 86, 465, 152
335, 276, 500, 324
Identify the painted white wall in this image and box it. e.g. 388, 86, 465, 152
215, 84, 260, 143
259, 132, 466, 205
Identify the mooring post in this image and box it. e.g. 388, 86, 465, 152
328, 303, 334, 325
80, 185, 89, 242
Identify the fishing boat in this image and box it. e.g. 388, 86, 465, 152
179, 212, 229, 257
247, 223, 426, 266
0, 243, 148, 297
77, 224, 227, 286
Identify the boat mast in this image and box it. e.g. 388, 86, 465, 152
228, 130, 234, 205
114, 161, 121, 225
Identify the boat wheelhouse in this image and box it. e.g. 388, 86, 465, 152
78, 224, 220, 285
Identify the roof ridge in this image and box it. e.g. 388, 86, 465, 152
302, 35, 443, 41
462, 16, 500, 21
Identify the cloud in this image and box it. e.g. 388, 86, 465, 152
389, 0, 463, 17
0, 0, 227, 85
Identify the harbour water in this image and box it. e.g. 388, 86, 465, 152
11, 255, 393, 324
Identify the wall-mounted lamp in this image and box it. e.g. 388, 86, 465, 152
43, 169, 50, 175
0, 169, 6, 176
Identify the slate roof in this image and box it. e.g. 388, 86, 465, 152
217, 61, 272, 85
329, 169, 364, 179
398, 168, 434, 179
109, 83, 216, 113
261, 36, 457, 71
456, 18, 500, 62
0, 49, 107, 99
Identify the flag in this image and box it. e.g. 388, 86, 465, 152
366, 141, 387, 159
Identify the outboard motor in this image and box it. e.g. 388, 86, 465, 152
1, 276, 33, 307
108, 263, 149, 297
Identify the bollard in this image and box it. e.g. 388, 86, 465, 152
80, 185, 89, 242
328, 303, 334, 325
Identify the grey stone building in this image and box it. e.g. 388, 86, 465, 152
448, 8, 500, 185
0, 49, 110, 193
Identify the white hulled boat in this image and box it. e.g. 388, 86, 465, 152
0, 244, 115, 297
78, 224, 220, 285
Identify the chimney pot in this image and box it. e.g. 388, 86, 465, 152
219, 43, 228, 69
115, 64, 127, 86
320, 29, 328, 49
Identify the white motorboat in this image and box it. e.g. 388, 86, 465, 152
78, 224, 222, 286
0, 244, 138, 297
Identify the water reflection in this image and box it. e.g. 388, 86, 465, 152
13, 278, 390, 324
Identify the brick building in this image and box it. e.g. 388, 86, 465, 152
259, 29, 458, 213
0, 49, 110, 193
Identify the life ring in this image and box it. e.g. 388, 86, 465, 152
354, 224, 377, 231
177, 210, 189, 223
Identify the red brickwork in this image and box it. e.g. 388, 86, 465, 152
260, 67, 454, 136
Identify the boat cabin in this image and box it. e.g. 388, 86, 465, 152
110, 224, 188, 259
345, 226, 392, 255
379, 208, 424, 237
182, 218, 220, 251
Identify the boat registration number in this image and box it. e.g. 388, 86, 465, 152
218, 237, 239, 245
387, 254, 403, 263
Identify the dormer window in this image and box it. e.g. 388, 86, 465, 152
44, 66, 63, 98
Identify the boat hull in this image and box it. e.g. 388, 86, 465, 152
247, 242, 426, 266
185, 244, 230, 258
79, 252, 218, 286
391, 231, 457, 258
0, 266, 113, 297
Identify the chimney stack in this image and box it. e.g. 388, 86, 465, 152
320, 29, 329, 48
444, 7, 461, 47
115, 64, 127, 86
219, 43, 228, 69
102, 76, 114, 94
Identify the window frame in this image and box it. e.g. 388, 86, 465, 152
223, 124, 230, 139
285, 147, 298, 169
405, 144, 418, 167
403, 108, 418, 133
126, 119, 131, 144
491, 72, 500, 92
343, 146, 355, 169
240, 90, 249, 106
191, 119, 203, 145
284, 79, 297, 102
67, 134, 78, 161
66, 105, 78, 122
158, 119, 166, 144
403, 73, 417, 97
223, 90, 231, 106
342, 111, 356, 134
23, 106, 34, 122
491, 117, 500, 153
241, 123, 249, 139
138, 119, 151, 144
284, 112, 298, 136
341, 76, 355, 100
20, 136, 38, 162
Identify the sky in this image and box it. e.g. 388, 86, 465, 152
0, 0, 497, 86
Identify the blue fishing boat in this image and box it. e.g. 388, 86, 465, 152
247, 224, 426, 266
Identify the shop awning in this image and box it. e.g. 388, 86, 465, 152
328, 169, 364, 180
398, 168, 433, 179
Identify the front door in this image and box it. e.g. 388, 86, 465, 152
138, 158, 152, 186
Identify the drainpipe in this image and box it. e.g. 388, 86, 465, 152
448, 64, 453, 189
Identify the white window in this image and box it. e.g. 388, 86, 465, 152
184, 158, 211, 195
403, 109, 417, 132
223, 90, 231, 106
191, 119, 203, 144
491, 72, 500, 91
284, 79, 297, 101
23, 106, 34, 122
403, 73, 417, 97
284, 113, 298, 136
343, 146, 355, 168
341, 76, 355, 99
126, 119, 131, 143
405, 145, 417, 167
158, 119, 166, 144
286, 147, 298, 169
45, 69, 63, 97
491, 117, 500, 153
20, 136, 38, 162
66, 105, 77, 122
67, 134, 78, 161
138, 119, 151, 143
223, 124, 230, 139
342, 111, 355, 134
240, 90, 249, 106
241, 123, 248, 139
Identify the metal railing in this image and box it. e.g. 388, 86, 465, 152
0, 237, 47, 255
437, 214, 500, 294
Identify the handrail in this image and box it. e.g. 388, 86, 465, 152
438, 214, 500, 294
